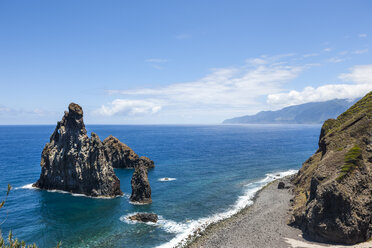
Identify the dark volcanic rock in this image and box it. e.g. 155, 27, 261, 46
290, 91, 372, 244
33, 103, 123, 197
128, 213, 158, 223
139, 156, 155, 169
103, 135, 155, 169
130, 164, 152, 204
277, 181, 285, 189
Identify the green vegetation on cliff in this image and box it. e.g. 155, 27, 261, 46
322, 91, 372, 137
337, 145, 362, 181
291, 91, 372, 245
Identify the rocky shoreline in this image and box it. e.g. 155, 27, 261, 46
186, 176, 372, 248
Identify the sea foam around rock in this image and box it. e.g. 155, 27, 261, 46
120, 169, 297, 248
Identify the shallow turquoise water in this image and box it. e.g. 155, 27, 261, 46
0, 124, 320, 247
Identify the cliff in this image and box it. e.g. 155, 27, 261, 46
290, 91, 372, 244
33, 103, 123, 197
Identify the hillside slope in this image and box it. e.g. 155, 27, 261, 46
223, 99, 356, 124
290, 91, 372, 244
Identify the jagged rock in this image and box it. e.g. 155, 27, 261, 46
128, 213, 158, 223
103, 135, 155, 169
33, 103, 123, 197
139, 156, 155, 169
130, 164, 152, 204
290, 91, 372, 244
277, 181, 285, 189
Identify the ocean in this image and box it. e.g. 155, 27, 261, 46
0, 124, 320, 248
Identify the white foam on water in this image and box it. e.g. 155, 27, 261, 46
153, 169, 298, 248
15, 183, 123, 199
120, 213, 189, 234
158, 178, 177, 182
14, 183, 35, 190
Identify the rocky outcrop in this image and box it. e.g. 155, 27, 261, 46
290, 91, 372, 244
103, 135, 155, 169
33, 103, 123, 197
130, 164, 152, 204
277, 181, 285, 189
128, 213, 158, 223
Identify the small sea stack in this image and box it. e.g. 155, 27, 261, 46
128, 213, 158, 223
33, 103, 123, 197
130, 163, 152, 204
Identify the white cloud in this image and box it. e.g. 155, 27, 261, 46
359, 33, 367, 38
104, 55, 307, 122
353, 49, 368, 54
110, 57, 304, 111
95, 99, 162, 117
267, 64, 372, 107
339, 65, 372, 84
327, 57, 344, 63
267, 84, 372, 107
303, 53, 319, 58
0, 106, 11, 113
323, 48, 332, 52
145, 58, 168, 63
145, 58, 168, 69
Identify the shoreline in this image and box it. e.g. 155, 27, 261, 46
185, 176, 372, 248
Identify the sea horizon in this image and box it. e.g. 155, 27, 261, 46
0, 124, 320, 247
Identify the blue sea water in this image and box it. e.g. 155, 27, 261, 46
0, 124, 320, 248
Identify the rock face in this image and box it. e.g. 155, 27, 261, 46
130, 164, 152, 204
103, 135, 155, 169
33, 103, 123, 197
128, 213, 158, 223
290, 91, 372, 244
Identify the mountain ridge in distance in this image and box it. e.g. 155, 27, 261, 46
223, 98, 359, 124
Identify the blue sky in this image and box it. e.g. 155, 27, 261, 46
0, 0, 371, 124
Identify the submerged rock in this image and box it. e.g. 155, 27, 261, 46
103, 135, 155, 169
128, 213, 158, 223
33, 103, 122, 197
130, 163, 152, 204
290, 91, 372, 244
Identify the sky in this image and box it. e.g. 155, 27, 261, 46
0, 0, 371, 124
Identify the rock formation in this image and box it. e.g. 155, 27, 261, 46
290, 91, 372, 244
103, 135, 155, 169
130, 163, 152, 204
33, 103, 123, 197
277, 181, 285, 189
128, 213, 158, 223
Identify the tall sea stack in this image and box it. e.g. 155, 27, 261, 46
290, 91, 372, 244
130, 163, 152, 204
33, 103, 123, 197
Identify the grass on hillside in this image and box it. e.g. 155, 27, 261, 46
337, 145, 362, 182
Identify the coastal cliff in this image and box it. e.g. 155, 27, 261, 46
33, 103, 123, 197
290, 91, 372, 244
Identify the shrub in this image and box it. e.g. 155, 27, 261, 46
337, 145, 362, 181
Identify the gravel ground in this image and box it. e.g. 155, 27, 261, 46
186, 176, 372, 248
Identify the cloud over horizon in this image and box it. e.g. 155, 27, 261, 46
101, 55, 305, 120
95, 99, 162, 117
268, 65, 372, 107
97, 52, 372, 123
